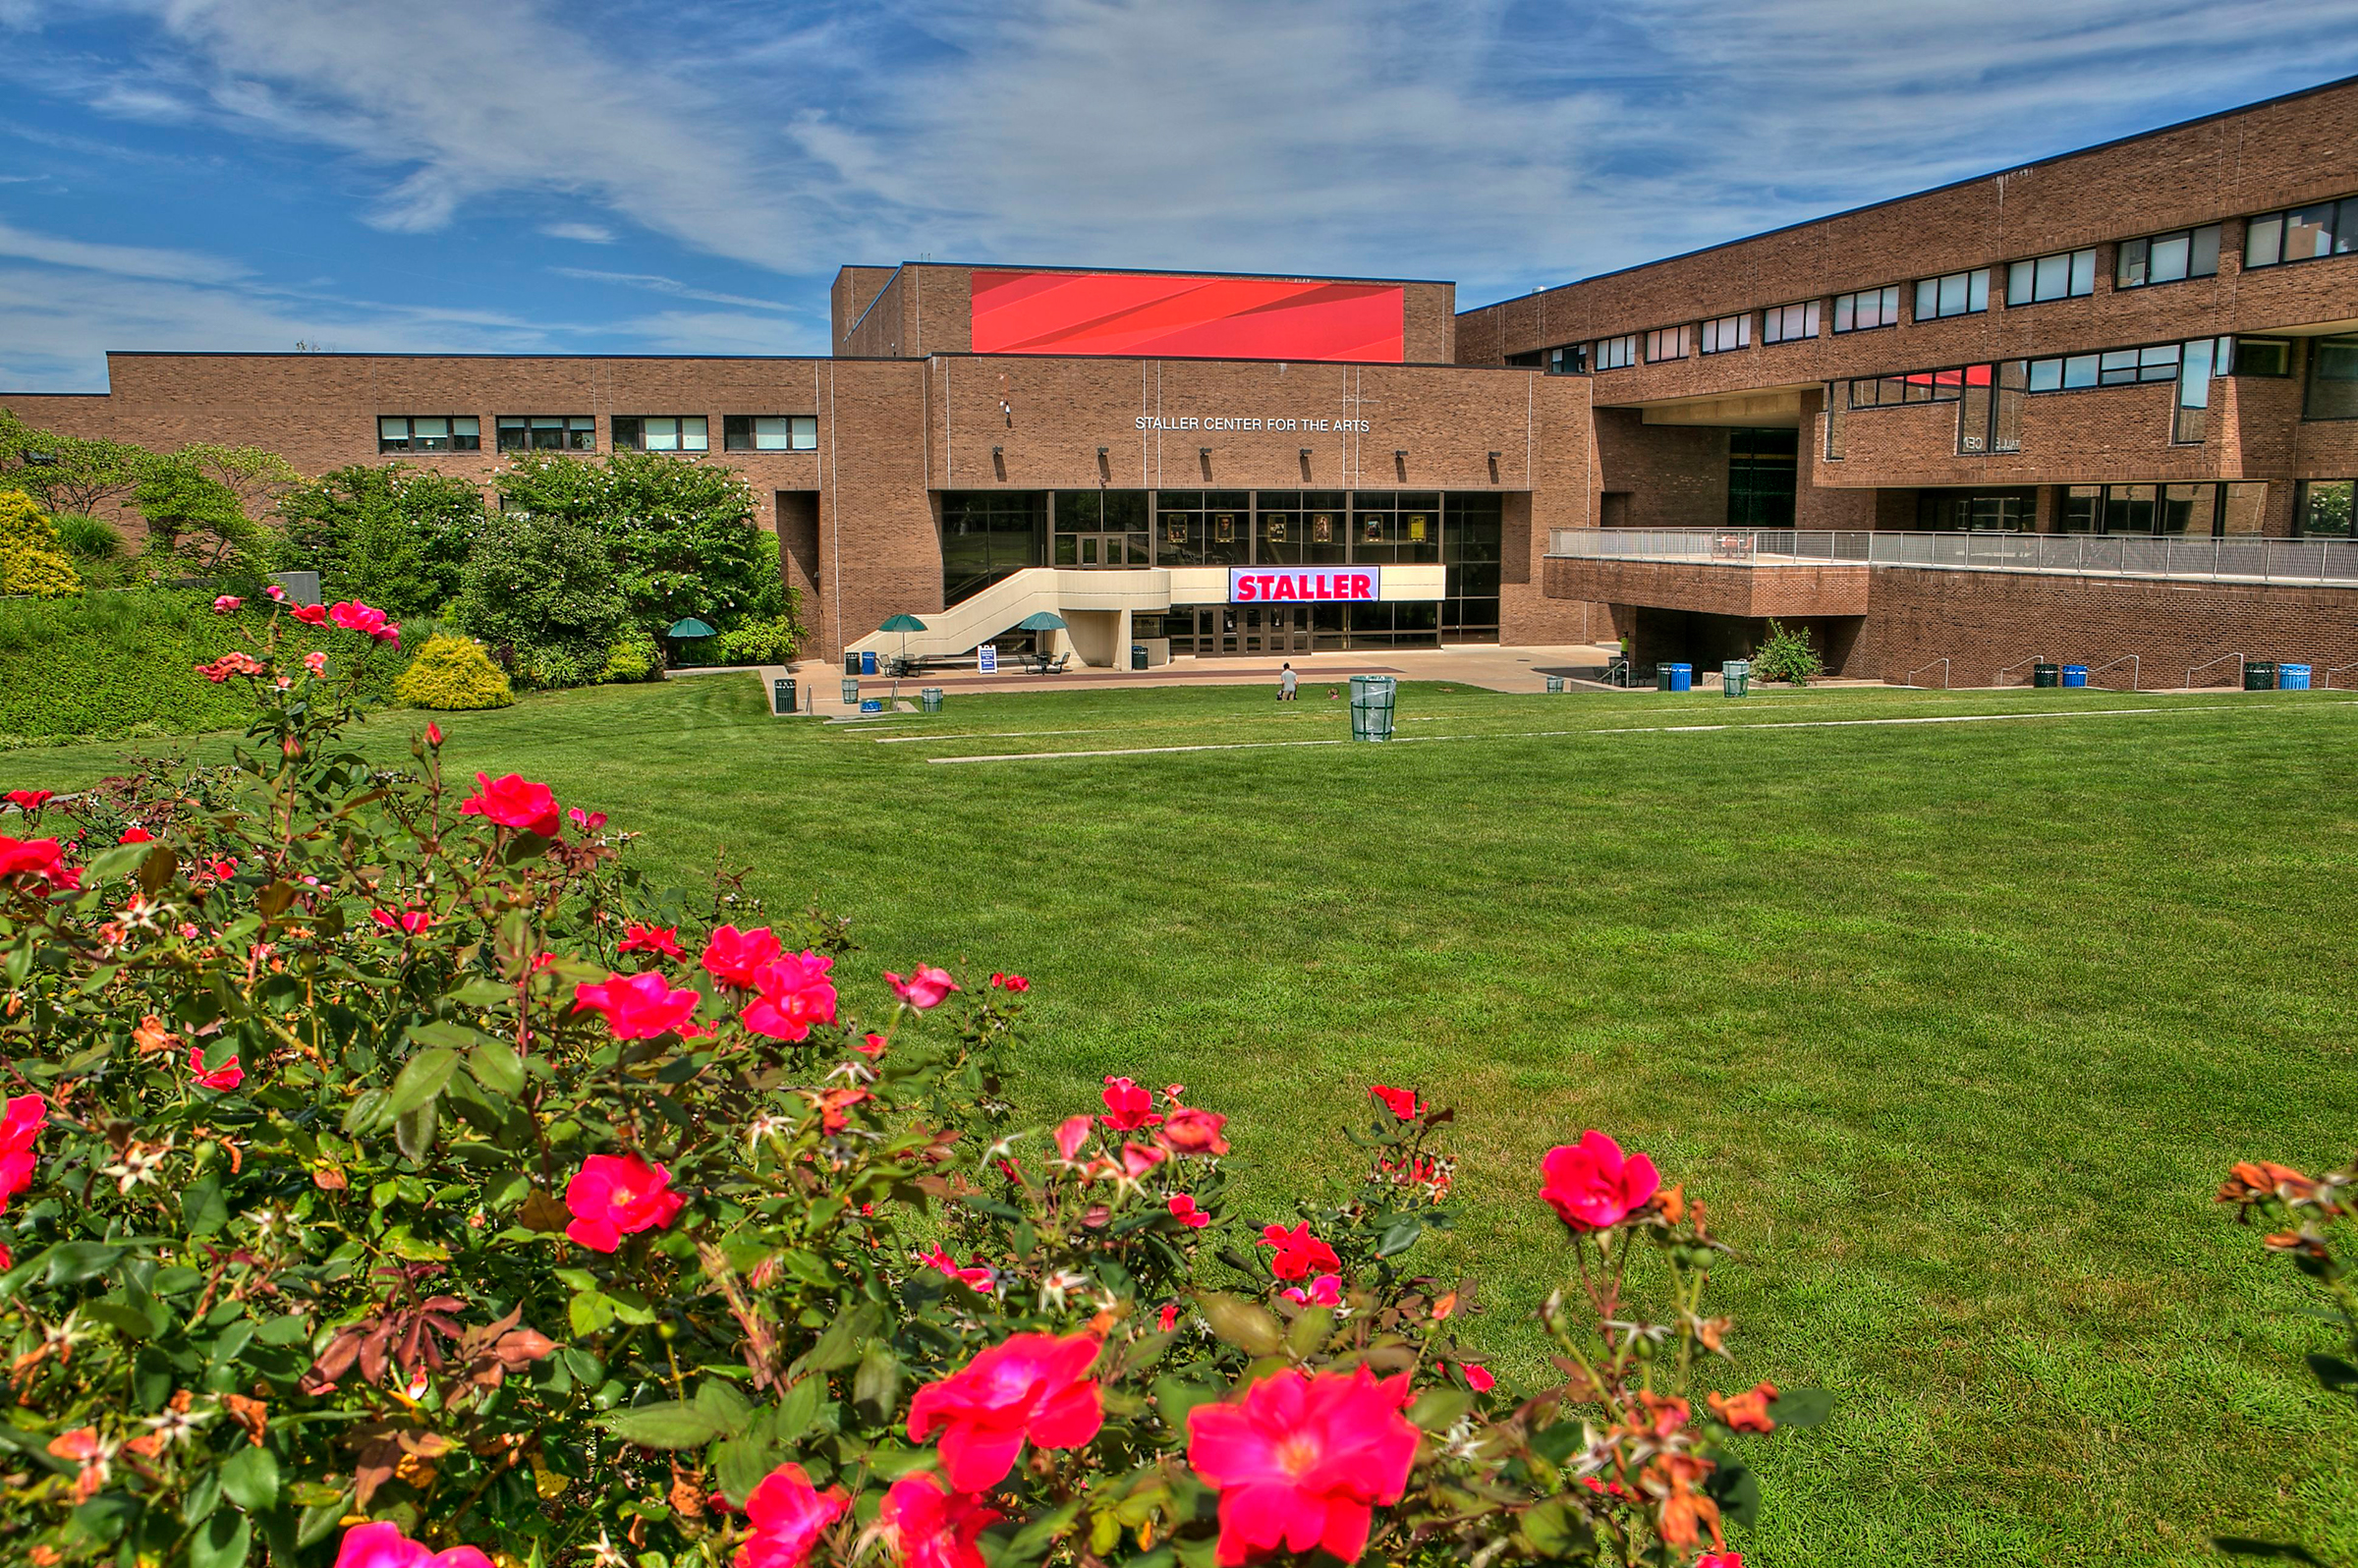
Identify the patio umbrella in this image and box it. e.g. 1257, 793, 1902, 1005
1015, 611, 1067, 631
664, 618, 714, 672
878, 613, 926, 697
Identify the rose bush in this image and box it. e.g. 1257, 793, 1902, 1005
0, 598, 1826, 1567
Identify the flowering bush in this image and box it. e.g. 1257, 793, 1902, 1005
0, 618, 1825, 1568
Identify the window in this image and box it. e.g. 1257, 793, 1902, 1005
1593, 334, 1638, 370
2307, 335, 2358, 420
1846, 365, 1975, 409
2064, 481, 2259, 535
1644, 325, 1689, 363
2245, 196, 2358, 268
2115, 224, 2220, 288
1831, 286, 1900, 332
1917, 489, 2035, 531
1762, 301, 1820, 344
1913, 268, 1990, 320
2231, 337, 2292, 376
2301, 479, 2356, 536
496, 416, 594, 453
723, 415, 819, 452
377, 416, 479, 454
611, 416, 708, 452
2026, 339, 2194, 392
2004, 248, 2096, 305
1545, 344, 1588, 375
1698, 314, 1750, 355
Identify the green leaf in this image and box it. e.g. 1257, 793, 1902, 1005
1408, 1387, 1474, 1431
339, 1088, 387, 1138
696, 1378, 755, 1438
855, 1341, 903, 1413
1771, 1386, 1833, 1428
469, 1041, 526, 1101
1194, 1293, 1283, 1358
569, 1292, 616, 1337
393, 1098, 439, 1163
447, 979, 512, 1007
386, 1045, 460, 1117
220, 1445, 279, 1513
1521, 1494, 1595, 1557
597, 1400, 723, 1450
182, 1174, 229, 1238
773, 1376, 824, 1445
1707, 1458, 1761, 1527
1375, 1212, 1425, 1257
41, 1241, 127, 1286
1529, 1421, 1583, 1464
793, 1303, 882, 1374
189, 1508, 253, 1568
713, 1435, 778, 1508
1004, 1498, 1083, 1561
1151, 1374, 1224, 1430
408, 1020, 481, 1050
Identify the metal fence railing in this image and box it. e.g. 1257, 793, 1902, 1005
1544, 529, 2358, 587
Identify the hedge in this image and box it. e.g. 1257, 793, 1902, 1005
0, 589, 411, 745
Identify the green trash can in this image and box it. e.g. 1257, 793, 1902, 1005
840, 678, 860, 705
772, 677, 797, 715
1348, 675, 1396, 742
1131, 644, 1149, 671
920, 687, 944, 713
1721, 658, 1750, 698
2033, 662, 2059, 689
1656, 666, 1673, 692
2244, 661, 2277, 691
1544, 674, 1565, 694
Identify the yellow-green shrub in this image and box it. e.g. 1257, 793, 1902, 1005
0, 490, 83, 598
597, 630, 661, 683
393, 633, 514, 710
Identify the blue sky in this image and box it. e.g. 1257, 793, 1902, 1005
4, 0, 2358, 390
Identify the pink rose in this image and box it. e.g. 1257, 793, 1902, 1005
572, 972, 702, 1040
188, 1043, 243, 1092
264, 583, 287, 602
701, 924, 782, 989
1259, 1222, 1339, 1282
1161, 1104, 1230, 1156
1463, 1363, 1495, 1392
0, 836, 80, 891
333, 1521, 492, 1568
1539, 1130, 1659, 1232
291, 602, 327, 626
1186, 1366, 1419, 1566
886, 965, 959, 1010
567, 807, 608, 831
906, 1331, 1104, 1490
740, 951, 839, 1041
1279, 1272, 1342, 1308
1053, 1114, 1093, 1161
370, 908, 431, 936
328, 599, 389, 639
0, 1092, 46, 1210
117, 826, 153, 844
211, 594, 242, 613
305, 651, 328, 678
457, 772, 561, 837
564, 1152, 686, 1252
878, 1473, 1001, 1568
1099, 1075, 1161, 1131
1167, 1193, 1210, 1229
6, 789, 51, 812
735, 1461, 849, 1568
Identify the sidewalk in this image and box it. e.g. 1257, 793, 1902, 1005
720, 644, 1622, 718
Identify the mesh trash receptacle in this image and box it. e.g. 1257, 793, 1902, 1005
841, 678, 860, 705
1721, 659, 1749, 698
2033, 662, 2059, 688
1349, 675, 1396, 742
2279, 662, 2312, 691
920, 687, 944, 713
772, 678, 797, 715
2061, 664, 2089, 688
2244, 661, 2277, 691
1544, 674, 1565, 694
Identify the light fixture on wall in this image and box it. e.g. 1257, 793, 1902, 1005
1488, 449, 1501, 481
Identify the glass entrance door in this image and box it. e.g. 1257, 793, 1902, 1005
1073, 532, 1136, 567
1240, 607, 1310, 653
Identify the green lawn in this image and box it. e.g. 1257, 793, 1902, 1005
14, 677, 2358, 1566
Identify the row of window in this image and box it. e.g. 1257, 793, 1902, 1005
375, 414, 818, 455
1537, 191, 2358, 375
1842, 335, 2288, 409
1908, 483, 2273, 536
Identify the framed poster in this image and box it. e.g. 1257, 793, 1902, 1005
1265, 514, 1289, 543
1164, 514, 1186, 543
1312, 513, 1334, 543
1363, 516, 1384, 543
1408, 513, 1429, 542
1215, 513, 1236, 542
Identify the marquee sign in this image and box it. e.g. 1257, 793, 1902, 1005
1228, 568, 1379, 604
972, 271, 1406, 362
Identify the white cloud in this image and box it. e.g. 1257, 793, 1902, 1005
0, 217, 246, 284
543, 222, 616, 244
549, 267, 799, 314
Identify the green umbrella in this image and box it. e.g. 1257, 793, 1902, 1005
878, 613, 927, 695
1015, 611, 1067, 631
666, 618, 715, 639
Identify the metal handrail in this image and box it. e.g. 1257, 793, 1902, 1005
1904, 657, 1950, 690
2185, 651, 2244, 690
1545, 529, 2358, 588
2323, 662, 2358, 691
2087, 654, 2141, 692
1993, 654, 2049, 687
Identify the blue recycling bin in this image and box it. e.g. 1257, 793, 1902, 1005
860, 649, 878, 675
860, 697, 884, 714
1663, 662, 1693, 692
2279, 661, 2313, 690
2060, 664, 2089, 688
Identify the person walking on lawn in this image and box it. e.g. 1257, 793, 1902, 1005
1278, 662, 1298, 701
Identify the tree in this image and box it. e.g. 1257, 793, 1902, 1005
0, 409, 145, 516
278, 464, 483, 617
492, 451, 782, 638
449, 507, 630, 687
1751, 618, 1825, 686
133, 457, 257, 570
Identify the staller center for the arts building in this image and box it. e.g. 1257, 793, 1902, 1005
12, 76, 2358, 684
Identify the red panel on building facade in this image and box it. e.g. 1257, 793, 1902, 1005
970, 270, 1406, 362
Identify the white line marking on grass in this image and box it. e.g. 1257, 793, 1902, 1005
925, 699, 2348, 763
872, 728, 1102, 744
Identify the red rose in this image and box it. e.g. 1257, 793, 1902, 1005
701, 924, 782, 989
573, 972, 702, 1040
908, 1331, 1103, 1490
740, 951, 838, 1041
1259, 1222, 1339, 1282
617, 923, 685, 959
1099, 1075, 1162, 1131
1186, 1365, 1419, 1566
1371, 1084, 1421, 1120
1539, 1130, 1659, 1232
878, 1474, 1000, 1568
457, 772, 561, 837
1161, 1104, 1230, 1156
563, 1152, 685, 1252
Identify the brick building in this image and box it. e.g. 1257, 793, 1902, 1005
10, 76, 2358, 682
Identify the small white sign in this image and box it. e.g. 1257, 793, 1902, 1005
1227, 567, 1380, 604
978, 643, 998, 674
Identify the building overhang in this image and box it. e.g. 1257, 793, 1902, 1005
1614, 386, 1813, 428
1544, 556, 1869, 618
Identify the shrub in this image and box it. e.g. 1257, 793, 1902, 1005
449, 509, 630, 690
0, 489, 83, 597
394, 632, 516, 710
0, 638, 1829, 1568
597, 629, 662, 683
278, 465, 484, 618
50, 510, 121, 561
710, 613, 800, 666
0, 408, 146, 516
1751, 618, 1824, 687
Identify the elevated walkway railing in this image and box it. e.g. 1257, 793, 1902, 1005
1545, 529, 2358, 588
